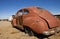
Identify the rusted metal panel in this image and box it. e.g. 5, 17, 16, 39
11, 6, 60, 35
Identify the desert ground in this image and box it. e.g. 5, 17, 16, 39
0, 21, 60, 39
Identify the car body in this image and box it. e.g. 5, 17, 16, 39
11, 6, 60, 36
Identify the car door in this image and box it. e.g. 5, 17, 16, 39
17, 9, 29, 26
16, 9, 23, 26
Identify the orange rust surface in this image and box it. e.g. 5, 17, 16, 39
12, 6, 60, 34
13, 19, 17, 26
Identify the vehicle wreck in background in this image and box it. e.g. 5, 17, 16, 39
11, 6, 60, 36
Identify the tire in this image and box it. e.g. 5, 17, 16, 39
24, 26, 34, 36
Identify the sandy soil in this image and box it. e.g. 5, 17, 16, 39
0, 21, 60, 39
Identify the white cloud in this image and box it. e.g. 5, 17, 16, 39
54, 12, 60, 15
51, 12, 60, 15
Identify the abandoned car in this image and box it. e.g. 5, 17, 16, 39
11, 6, 60, 36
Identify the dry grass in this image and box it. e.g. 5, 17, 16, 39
0, 21, 38, 39
0, 21, 60, 39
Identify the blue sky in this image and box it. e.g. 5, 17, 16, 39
0, 0, 60, 19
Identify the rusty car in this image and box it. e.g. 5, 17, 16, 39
11, 6, 60, 36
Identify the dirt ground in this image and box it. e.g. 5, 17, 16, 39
0, 21, 60, 39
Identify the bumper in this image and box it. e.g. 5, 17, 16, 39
42, 27, 60, 36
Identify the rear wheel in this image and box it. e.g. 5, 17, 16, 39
24, 26, 34, 36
